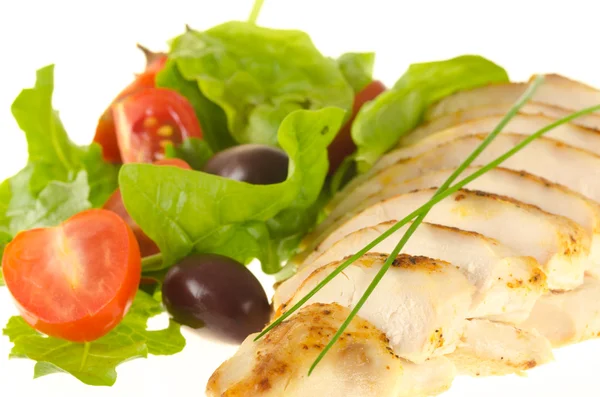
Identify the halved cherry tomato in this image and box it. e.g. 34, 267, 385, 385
103, 158, 192, 258
93, 47, 168, 163
113, 88, 203, 163
327, 80, 387, 174
1, 209, 141, 342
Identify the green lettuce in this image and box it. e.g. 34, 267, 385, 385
164, 22, 353, 147
119, 108, 345, 273
3, 291, 185, 386
351, 55, 509, 171
337, 52, 375, 93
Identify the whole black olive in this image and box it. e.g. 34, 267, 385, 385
162, 253, 270, 343
202, 144, 289, 185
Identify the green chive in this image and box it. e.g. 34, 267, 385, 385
257, 90, 600, 375
307, 75, 545, 374
305, 103, 600, 372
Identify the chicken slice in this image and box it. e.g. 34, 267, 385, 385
446, 319, 553, 376
324, 134, 600, 232
401, 108, 600, 149
426, 74, 600, 131
280, 254, 474, 363
320, 167, 600, 277
308, 188, 589, 291
277, 221, 544, 324
519, 276, 600, 346
207, 303, 456, 397
381, 114, 600, 174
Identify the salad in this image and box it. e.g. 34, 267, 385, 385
4, 0, 586, 392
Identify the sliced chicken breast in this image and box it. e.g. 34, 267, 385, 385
323, 134, 600, 234
384, 114, 600, 173
401, 106, 600, 148
277, 221, 544, 324
308, 188, 589, 291
446, 319, 553, 377
207, 303, 456, 397
281, 254, 474, 363
519, 276, 600, 347
319, 167, 600, 277
426, 74, 600, 131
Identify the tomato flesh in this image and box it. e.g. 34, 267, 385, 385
1, 209, 141, 342
327, 80, 387, 174
94, 72, 160, 163
103, 158, 191, 258
113, 87, 203, 163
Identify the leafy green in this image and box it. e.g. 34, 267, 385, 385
120, 108, 345, 273
6, 169, 91, 234
351, 55, 509, 171
0, 65, 119, 281
157, 60, 236, 152
167, 22, 353, 146
3, 291, 185, 386
337, 52, 375, 93
164, 137, 214, 170
9, 65, 119, 206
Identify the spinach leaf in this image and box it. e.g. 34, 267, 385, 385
120, 108, 345, 272
0, 65, 119, 280
164, 137, 214, 170
157, 60, 235, 152
337, 52, 375, 93
351, 55, 509, 171
3, 291, 185, 386
168, 22, 353, 146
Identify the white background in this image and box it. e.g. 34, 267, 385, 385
1, 0, 600, 395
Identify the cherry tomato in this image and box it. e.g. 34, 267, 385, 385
1, 209, 141, 342
103, 158, 191, 258
113, 88, 203, 163
327, 80, 387, 174
93, 46, 168, 163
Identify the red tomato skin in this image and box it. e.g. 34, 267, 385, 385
103, 158, 191, 257
2, 209, 141, 342
327, 80, 387, 174
113, 88, 203, 164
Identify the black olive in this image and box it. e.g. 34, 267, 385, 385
162, 254, 270, 343
202, 144, 289, 185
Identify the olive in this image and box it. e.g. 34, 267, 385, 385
162, 253, 271, 343
202, 144, 289, 185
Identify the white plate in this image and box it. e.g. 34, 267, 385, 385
2, 0, 600, 396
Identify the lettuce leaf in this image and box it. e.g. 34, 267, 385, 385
351, 55, 509, 171
3, 291, 185, 386
337, 52, 375, 93
119, 108, 345, 273
0, 65, 119, 279
166, 22, 353, 147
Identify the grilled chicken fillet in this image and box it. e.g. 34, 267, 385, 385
276, 221, 544, 324
207, 303, 457, 397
